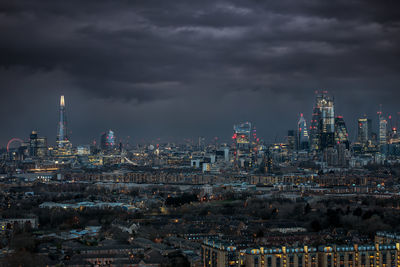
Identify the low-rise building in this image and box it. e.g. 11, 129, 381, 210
202, 239, 400, 267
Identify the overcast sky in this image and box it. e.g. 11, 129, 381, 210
1, 0, 399, 146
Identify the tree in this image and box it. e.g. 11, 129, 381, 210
353, 207, 362, 217
255, 229, 264, 238
325, 209, 341, 228
304, 203, 311, 214
0, 251, 46, 267
9, 233, 35, 252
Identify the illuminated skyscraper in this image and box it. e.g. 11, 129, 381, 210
30, 130, 47, 158
378, 109, 387, 147
232, 122, 252, 169
309, 91, 335, 151
101, 130, 116, 151
232, 122, 251, 149
310, 106, 320, 151
297, 113, 309, 150
357, 117, 371, 145
56, 95, 69, 148
334, 116, 349, 149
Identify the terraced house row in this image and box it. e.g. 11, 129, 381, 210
202, 239, 400, 267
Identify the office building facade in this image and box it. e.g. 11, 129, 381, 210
310, 91, 335, 151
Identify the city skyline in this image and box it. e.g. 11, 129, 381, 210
0, 1, 400, 145
1, 92, 398, 147
2, 2, 400, 266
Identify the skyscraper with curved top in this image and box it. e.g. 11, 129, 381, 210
101, 130, 116, 151
57, 95, 69, 148
298, 113, 309, 150
334, 116, 349, 149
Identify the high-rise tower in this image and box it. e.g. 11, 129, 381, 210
232, 122, 252, 169
101, 130, 116, 151
357, 117, 371, 146
309, 91, 335, 151
334, 116, 349, 149
310, 106, 320, 151
30, 130, 48, 158
297, 113, 309, 150
232, 122, 252, 149
57, 95, 69, 148
378, 108, 387, 147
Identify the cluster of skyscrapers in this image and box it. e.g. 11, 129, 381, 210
289, 91, 349, 153
228, 90, 400, 171
290, 91, 399, 153
4, 92, 400, 169
6, 95, 119, 161
285, 90, 400, 167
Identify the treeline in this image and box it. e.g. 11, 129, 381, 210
165, 193, 198, 207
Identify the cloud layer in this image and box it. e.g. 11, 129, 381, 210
0, 0, 400, 145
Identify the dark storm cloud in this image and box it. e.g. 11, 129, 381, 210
0, 0, 400, 145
